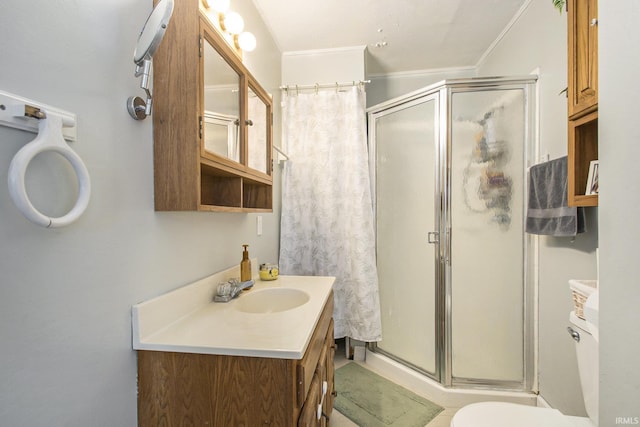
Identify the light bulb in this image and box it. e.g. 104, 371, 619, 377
237, 32, 256, 52
203, 0, 229, 13
223, 11, 244, 35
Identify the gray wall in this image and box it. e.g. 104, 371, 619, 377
0, 1, 281, 425
599, 1, 640, 424
282, 46, 367, 86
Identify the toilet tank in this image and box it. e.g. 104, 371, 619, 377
569, 311, 599, 425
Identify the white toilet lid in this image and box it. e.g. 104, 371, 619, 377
451, 402, 576, 427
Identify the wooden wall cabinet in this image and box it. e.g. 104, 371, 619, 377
152, 0, 273, 212
567, 0, 598, 207
137, 293, 335, 427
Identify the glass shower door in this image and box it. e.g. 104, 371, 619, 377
447, 87, 529, 387
371, 95, 440, 378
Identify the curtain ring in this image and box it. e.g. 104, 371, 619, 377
315, 83, 319, 95
335, 82, 339, 93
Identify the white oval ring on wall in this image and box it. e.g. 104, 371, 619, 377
8, 113, 91, 228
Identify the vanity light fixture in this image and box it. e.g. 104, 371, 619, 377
202, 0, 229, 13
235, 31, 256, 52
202, 0, 256, 53
220, 11, 244, 34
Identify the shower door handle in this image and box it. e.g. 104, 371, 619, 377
427, 231, 439, 244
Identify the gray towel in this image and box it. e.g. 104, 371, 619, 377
526, 156, 586, 236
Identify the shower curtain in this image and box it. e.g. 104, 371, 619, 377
279, 87, 382, 342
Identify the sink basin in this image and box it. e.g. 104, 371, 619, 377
235, 288, 310, 313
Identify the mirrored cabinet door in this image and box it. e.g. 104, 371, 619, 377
247, 83, 272, 176
202, 32, 241, 163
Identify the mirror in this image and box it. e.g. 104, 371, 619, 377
247, 84, 269, 174
204, 112, 239, 161
203, 33, 241, 163
133, 0, 174, 65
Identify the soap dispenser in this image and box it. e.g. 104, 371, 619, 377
240, 244, 251, 282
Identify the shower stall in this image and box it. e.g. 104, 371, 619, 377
367, 77, 537, 391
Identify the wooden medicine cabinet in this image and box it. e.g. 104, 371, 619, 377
152, 0, 273, 212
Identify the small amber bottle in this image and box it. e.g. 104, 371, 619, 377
240, 244, 251, 282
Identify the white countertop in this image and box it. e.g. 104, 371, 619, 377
132, 267, 334, 360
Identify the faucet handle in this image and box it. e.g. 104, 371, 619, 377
217, 281, 233, 297
217, 282, 231, 297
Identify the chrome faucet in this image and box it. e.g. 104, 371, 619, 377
213, 278, 255, 302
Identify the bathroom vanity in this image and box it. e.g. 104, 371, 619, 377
132, 272, 335, 426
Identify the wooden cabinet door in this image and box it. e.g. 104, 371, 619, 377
568, 0, 598, 118
298, 374, 321, 427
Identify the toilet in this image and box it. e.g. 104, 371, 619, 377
451, 290, 599, 427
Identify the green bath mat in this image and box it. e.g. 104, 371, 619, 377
334, 362, 444, 427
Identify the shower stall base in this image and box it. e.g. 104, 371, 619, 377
365, 349, 538, 409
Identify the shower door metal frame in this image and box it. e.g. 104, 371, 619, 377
367, 89, 444, 383
368, 76, 538, 392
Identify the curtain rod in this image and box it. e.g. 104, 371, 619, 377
279, 80, 371, 92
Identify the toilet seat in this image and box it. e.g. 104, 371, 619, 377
451, 402, 576, 427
